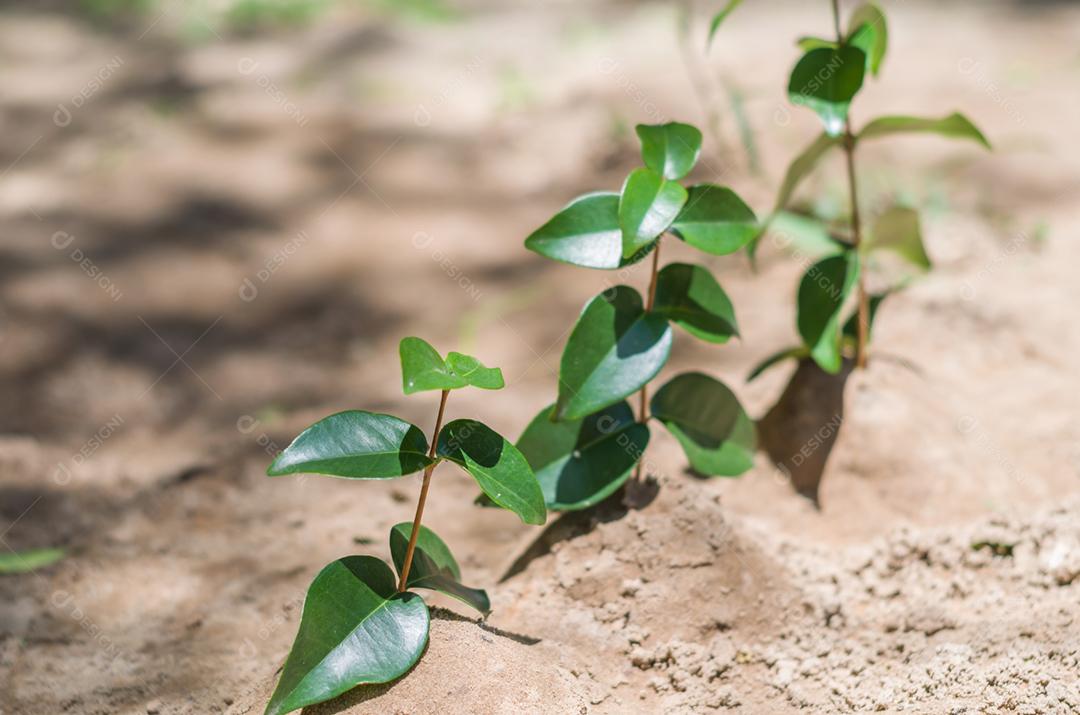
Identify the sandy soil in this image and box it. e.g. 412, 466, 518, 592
1, 1, 1079, 713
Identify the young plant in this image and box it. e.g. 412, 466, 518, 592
262, 337, 545, 715
751, 0, 989, 377
521, 121, 757, 510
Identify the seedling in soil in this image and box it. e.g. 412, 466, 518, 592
750, 0, 989, 378
522, 120, 757, 510
262, 337, 544, 715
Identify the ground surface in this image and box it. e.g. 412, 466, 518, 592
1, 1, 1078, 713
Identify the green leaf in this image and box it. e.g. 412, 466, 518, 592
524, 192, 656, 270
0, 548, 64, 574
847, 3, 888, 76
706, 0, 743, 48
865, 206, 930, 269
635, 122, 703, 181
618, 168, 688, 258
670, 184, 758, 256
556, 286, 673, 421
746, 346, 810, 382
797, 35, 838, 51
389, 523, 490, 616
797, 253, 860, 374
768, 211, 846, 259
842, 291, 889, 341
445, 352, 505, 390
267, 411, 434, 479
653, 263, 738, 343
437, 419, 546, 526
650, 372, 755, 476
517, 401, 648, 511
400, 336, 465, 394
857, 112, 991, 149
399, 337, 504, 394
772, 133, 841, 214
788, 46, 867, 136
265, 556, 429, 715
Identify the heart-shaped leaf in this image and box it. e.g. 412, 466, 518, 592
847, 3, 887, 76
670, 184, 758, 256
635, 122, 703, 180
389, 523, 490, 616
400, 337, 503, 394
556, 286, 673, 421
267, 411, 433, 479
653, 263, 739, 343
437, 419, 546, 526
788, 46, 867, 136
857, 112, 990, 149
264, 556, 429, 715
517, 401, 649, 511
524, 192, 656, 270
865, 206, 930, 270
618, 168, 688, 258
797, 252, 860, 374
706, 0, 743, 48
650, 372, 755, 476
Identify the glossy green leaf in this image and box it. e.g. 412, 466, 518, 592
517, 401, 648, 511
865, 206, 930, 269
788, 46, 867, 136
797, 253, 860, 374
746, 346, 810, 382
400, 337, 504, 394
618, 168, 688, 258
0, 548, 64, 574
706, 0, 743, 48
556, 286, 673, 421
653, 263, 738, 343
437, 419, 546, 526
267, 411, 433, 479
265, 556, 429, 715
389, 523, 490, 616
773, 133, 841, 214
445, 352, 505, 390
670, 184, 758, 256
843, 291, 889, 341
635, 122, 703, 180
400, 336, 465, 394
847, 3, 887, 76
650, 372, 755, 476
857, 112, 991, 149
524, 192, 656, 270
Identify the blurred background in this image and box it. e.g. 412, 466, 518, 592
1, 0, 1078, 713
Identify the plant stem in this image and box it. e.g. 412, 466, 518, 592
397, 388, 449, 592
831, 0, 869, 368
633, 240, 663, 483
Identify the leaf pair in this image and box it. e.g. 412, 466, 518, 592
525, 122, 758, 269
554, 258, 741, 420
268, 411, 545, 526
400, 337, 504, 394
265, 524, 487, 715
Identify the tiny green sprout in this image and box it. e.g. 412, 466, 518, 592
523, 120, 757, 510
751, 0, 990, 379
263, 337, 544, 715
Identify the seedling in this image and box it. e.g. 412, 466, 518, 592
750, 0, 989, 378
522, 121, 757, 510
262, 337, 544, 715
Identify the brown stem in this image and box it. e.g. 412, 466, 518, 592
396, 389, 449, 592
832, 0, 869, 368
633, 240, 663, 483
